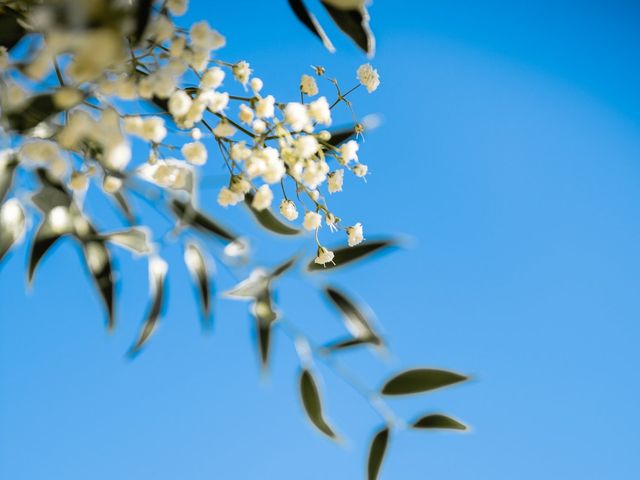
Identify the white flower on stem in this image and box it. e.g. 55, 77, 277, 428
169, 35, 186, 58
142, 117, 167, 143
167, 0, 188, 16
102, 175, 123, 193
346, 223, 364, 246
302, 161, 329, 189
218, 186, 243, 207
48, 206, 73, 234
255, 95, 275, 118
0, 47, 9, 70
213, 121, 236, 137
308, 96, 331, 125
284, 102, 311, 132
356, 63, 380, 93
325, 212, 339, 232
191, 128, 202, 140
123, 116, 144, 136
279, 199, 299, 221
230, 175, 251, 195
353, 163, 368, 177
252, 119, 267, 133
232, 61, 251, 87
300, 74, 318, 96
190, 21, 226, 50
303, 211, 322, 230
294, 135, 319, 159
251, 184, 273, 211
239, 104, 254, 124
200, 67, 225, 90
151, 15, 174, 42
182, 141, 207, 165
230, 141, 251, 161
207, 91, 229, 113
314, 246, 335, 266
327, 169, 344, 193
168, 90, 192, 118
340, 139, 359, 165
250, 77, 263, 94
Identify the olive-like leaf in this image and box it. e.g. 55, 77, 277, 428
411, 414, 467, 431
170, 199, 237, 242
81, 240, 115, 330
184, 242, 212, 325
288, 0, 335, 52
324, 127, 357, 148
31, 168, 73, 213
6, 94, 61, 133
367, 426, 390, 480
270, 255, 298, 279
253, 289, 277, 370
381, 368, 468, 396
306, 239, 398, 272
27, 219, 64, 285
110, 190, 135, 224
0, 7, 26, 50
299, 369, 338, 440
129, 257, 167, 355
324, 285, 380, 345
104, 227, 153, 255
320, 1, 375, 56
324, 336, 374, 352
224, 268, 269, 299
0, 199, 25, 263
0, 152, 19, 204
245, 193, 301, 235
131, 0, 153, 44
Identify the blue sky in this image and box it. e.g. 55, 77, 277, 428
2, 1, 640, 478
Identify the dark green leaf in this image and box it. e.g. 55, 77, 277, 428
299, 369, 338, 440
0, 199, 25, 263
131, 0, 153, 44
104, 227, 152, 254
0, 7, 26, 50
324, 127, 357, 148
81, 240, 115, 330
170, 199, 237, 242
27, 219, 63, 285
245, 193, 301, 236
324, 336, 378, 352
129, 257, 167, 356
184, 242, 212, 327
110, 190, 135, 224
31, 168, 72, 213
253, 289, 277, 370
381, 368, 468, 396
0, 152, 19, 204
324, 285, 380, 345
6, 94, 61, 133
412, 414, 467, 431
270, 255, 298, 279
367, 427, 390, 480
306, 239, 398, 272
287, 0, 335, 52
320, 1, 374, 55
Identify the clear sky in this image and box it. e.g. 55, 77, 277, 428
2, 1, 640, 479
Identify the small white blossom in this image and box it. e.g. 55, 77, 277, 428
255, 95, 275, 118
250, 77, 263, 93
239, 104, 254, 124
284, 102, 311, 132
314, 246, 335, 266
142, 117, 167, 143
303, 211, 322, 231
207, 91, 229, 113
48, 206, 73, 234
357, 63, 380, 93
346, 223, 364, 246
168, 90, 192, 117
252, 184, 273, 211
340, 140, 359, 164
218, 186, 243, 207
252, 119, 267, 133
230, 142, 251, 161
232, 61, 251, 87
182, 141, 207, 165
294, 135, 319, 159
308, 96, 331, 125
200, 67, 225, 90
167, 0, 188, 15
328, 169, 344, 193
213, 121, 236, 137
191, 128, 202, 140
230, 175, 251, 195
300, 74, 318, 96
353, 163, 368, 177
190, 21, 225, 50
102, 175, 123, 193
279, 199, 299, 221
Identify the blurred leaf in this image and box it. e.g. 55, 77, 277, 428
110, 190, 135, 224
0, 7, 26, 50
131, 0, 153, 44
320, 1, 374, 55
31, 168, 72, 213
324, 285, 381, 347
381, 368, 468, 396
288, 0, 335, 52
367, 426, 390, 480
324, 336, 374, 352
325, 127, 357, 148
299, 369, 338, 440
0, 199, 25, 263
224, 269, 269, 299
411, 414, 467, 431
129, 257, 167, 355
81, 240, 115, 330
184, 242, 212, 326
253, 289, 278, 370
27, 219, 63, 285
6, 94, 61, 133
270, 255, 298, 279
170, 199, 237, 242
306, 239, 398, 272
245, 192, 301, 236
104, 227, 153, 255
0, 152, 19, 204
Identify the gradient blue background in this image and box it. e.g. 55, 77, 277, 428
2, 1, 640, 478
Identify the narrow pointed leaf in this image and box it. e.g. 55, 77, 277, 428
170, 199, 237, 242
306, 239, 398, 272
412, 414, 467, 431
320, 1, 374, 55
324, 336, 378, 352
299, 369, 338, 440
245, 193, 301, 235
288, 0, 335, 52
129, 257, 167, 355
0, 152, 19, 203
324, 285, 380, 342
270, 255, 298, 279
104, 227, 152, 254
253, 290, 277, 370
6, 94, 61, 133
184, 242, 212, 324
81, 240, 115, 330
110, 190, 135, 224
0, 199, 25, 263
224, 269, 269, 299
0, 7, 26, 50
324, 127, 357, 148
367, 427, 390, 480
27, 219, 63, 284
31, 169, 72, 213
381, 368, 468, 396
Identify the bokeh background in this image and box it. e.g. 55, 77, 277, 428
2, 1, 640, 478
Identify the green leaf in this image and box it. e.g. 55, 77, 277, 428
306, 239, 398, 272
299, 369, 338, 440
0, 7, 26, 50
184, 242, 212, 327
81, 240, 115, 330
6, 94, 61, 133
411, 414, 467, 431
324, 127, 357, 148
31, 168, 73, 214
253, 290, 277, 370
104, 227, 152, 255
170, 199, 237, 242
324, 285, 381, 349
270, 255, 298, 279
110, 190, 136, 224
224, 269, 269, 299
129, 257, 167, 356
381, 368, 468, 396
324, 336, 375, 352
131, 0, 153, 45
27, 219, 64, 285
245, 192, 301, 236
0, 151, 19, 204
367, 426, 390, 480
320, 1, 374, 55
287, 0, 335, 52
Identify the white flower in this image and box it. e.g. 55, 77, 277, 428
340, 139, 359, 164
314, 246, 335, 266
353, 163, 368, 177
70, 171, 88, 191
325, 212, 339, 232
167, 0, 188, 15
294, 135, 319, 159
239, 104, 254, 124
308, 96, 331, 125
142, 117, 167, 143
123, 116, 144, 136
200, 67, 225, 89
284, 102, 311, 132
190, 21, 226, 50
218, 186, 243, 207
230, 175, 251, 194
252, 119, 267, 133
137, 159, 194, 191
0, 198, 25, 241
53, 87, 83, 109
207, 91, 229, 113
250, 77, 263, 93
0, 46, 9, 70
301, 161, 329, 189
168, 90, 192, 118
346, 223, 364, 246
213, 121, 236, 137
255, 95, 275, 118
279, 199, 299, 221
191, 128, 202, 140
300, 74, 318, 96
151, 15, 174, 42
103, 141, 131, 171
303, 211, 322, 230
252, 184, 273, 211
230, 142, 251, 161
182, 141, 207, 165
357, 63, 380, 93
150, 72, 177, 98
20, 140, 61, 164
48, 206, 73, 234
328, 169, 344, 193
232, 61, 251, 86
102, 175, 123, 193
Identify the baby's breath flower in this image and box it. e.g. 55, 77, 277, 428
252, 184, 273, 211
232, 61, 252, 87
294, 135, 319, 159
300, 74, 318, 96
346, 223, 364, 246
340, 139, 359, 165
218, 186, 243, 207
279, 199, 299, 221
230, 175, 251, 194
168, 90, 192, 118
255, 95, 275, 118
239, 104, 254, 124
314, 246, 335, 266
200, 66, 225, 90
284, 102, 311, 132
142, 117, 167, 143
48, 206, 73, 234
103, 175, 123, 193
308, 96, 331, 125
250, 77, 264, 94
230, 142, 251, 161
353, 163, 368, 177
182, 141, 207, 165
190, 21, 225, 50
167, 0, 189, 16
252, 119, 267, 133
328, 169, 344, 193
191, 128, 202, 140
207, 91, 229, 113
213, 121, 236, 137
70, 171, 88, 191
303, 211, 322, 231
357, 63, 380, 93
